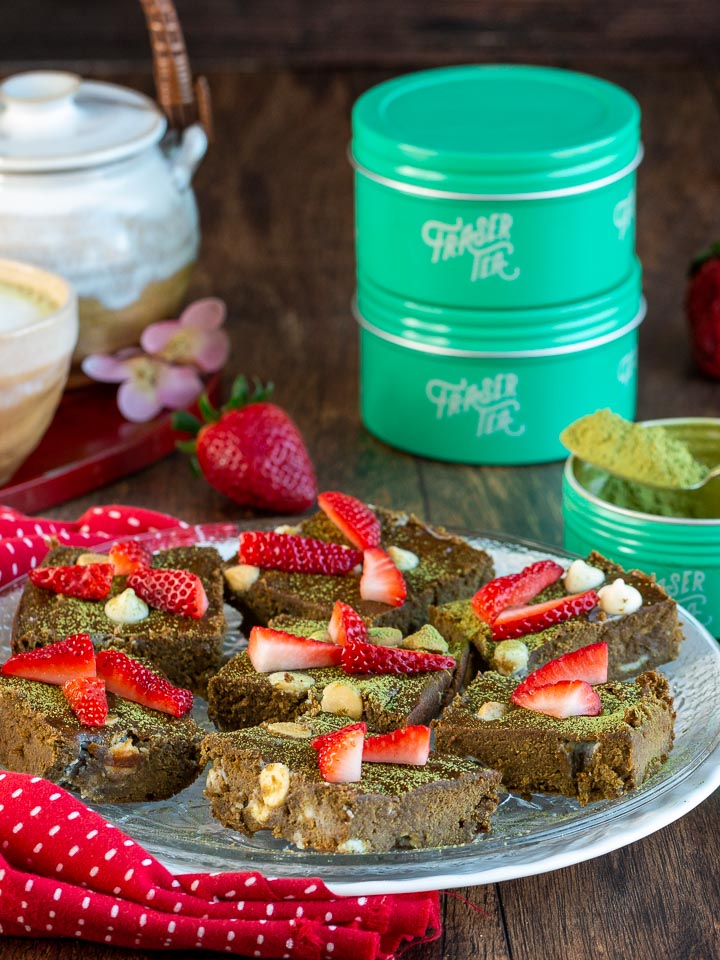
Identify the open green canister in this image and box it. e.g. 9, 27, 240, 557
352, 65, 642, 309
356, 262, 644, 465
563, 419, 720, 635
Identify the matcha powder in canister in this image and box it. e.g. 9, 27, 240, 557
560, 409, 709, 489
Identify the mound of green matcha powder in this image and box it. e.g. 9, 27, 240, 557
561, 409, 709, 489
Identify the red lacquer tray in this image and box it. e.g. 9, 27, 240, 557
0, 376, 220, 514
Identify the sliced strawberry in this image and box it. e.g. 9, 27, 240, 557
318, 491, 382, 550
127, 567, 208, 619
96, 649, 193, 717
513, 642, 609, 699
1, 634, 96, 684
247, 626, 343, 673
359, 547, 407, 607
328, 600, 368, 646
341, 636, 455, 675
511, 679, 602, 719
62, 677, 108, 727
472, 559, 564, 624
362, 725, 431, 765
491, 590, 598, 640
238, 531, 362, 575
108, 540, 153, 576
29, 563, 114, 600
311, 722, 367, 783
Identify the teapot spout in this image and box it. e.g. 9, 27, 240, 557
166, 123, 208, 190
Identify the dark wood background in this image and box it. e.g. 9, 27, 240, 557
2, 0, 719, 69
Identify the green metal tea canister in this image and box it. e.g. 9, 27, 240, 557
563, 419, 720, 635
351, 65, 644, 463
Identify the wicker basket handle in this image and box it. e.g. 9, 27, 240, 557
138, 0, 213, 139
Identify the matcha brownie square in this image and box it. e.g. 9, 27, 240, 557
0, 674, 203, 803
12, 545, 226, 695
224, 507, 493, 633
201, 715, 502, 853
429, 552, 683, 681
207, 622, 457, 733
433, 670, 675, 805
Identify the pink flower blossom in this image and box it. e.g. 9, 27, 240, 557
140, 298, 230, 373
81, 349, 203, 423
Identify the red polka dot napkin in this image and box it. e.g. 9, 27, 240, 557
0, 503, 238, 585
0, 773, 441, 959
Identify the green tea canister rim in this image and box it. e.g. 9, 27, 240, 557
352, 65, 641, 197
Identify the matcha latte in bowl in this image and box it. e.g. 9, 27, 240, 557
0, 258, 78, 483
562, 411, 720, 634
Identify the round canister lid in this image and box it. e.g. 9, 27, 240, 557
352, 65, 641, 196
0, 71, 166, 172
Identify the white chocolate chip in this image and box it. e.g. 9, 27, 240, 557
320, 681, 364, 719
476, 701, 509, 721
246, 796, 272, 824
337, 838, 368, 853
265, 722, 312, 739
259, 762, 290, 807
104, 588, 149, 624
387, 545, 419, 571
564, 559, 605, 594
402, 624, 449, 654
492, 638, 529, 676
597, 578, 642, 616
367, 626, 403, 647
76, 552, 109, 566
224, 563, 261, 592
273, 524, 302, 535
205, 763, 228, 796
267, 671, 316, 695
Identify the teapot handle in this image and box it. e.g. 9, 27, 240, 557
138, 0, 213, 140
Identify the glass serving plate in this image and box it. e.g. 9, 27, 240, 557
2, 529, 719, 897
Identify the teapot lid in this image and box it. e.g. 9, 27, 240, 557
0, 71, 167, 172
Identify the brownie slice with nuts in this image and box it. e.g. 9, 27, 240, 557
224, 507, 493, 634
0, 672, 202, 803
201, 714, 501, 853
433, 670, 675, 806
12, 545, 226, 695
207, 617, 459, 732
429, 552, 682, 682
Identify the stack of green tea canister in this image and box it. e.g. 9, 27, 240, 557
351, 65, 644, 464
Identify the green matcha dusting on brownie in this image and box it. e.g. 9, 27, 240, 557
461, 672, 652, 736
210, 723, 484, 793
561, 408, 708, 489
0, 675, 196, 737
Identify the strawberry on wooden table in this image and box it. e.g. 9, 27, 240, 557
490, 589, 599, 640
108, 540, 153, 576
62, 677, 108, 727
96, 649, 193, 717
362, 725, 431, 765
686, 242, 720, 378
328, 600, 368, 646
127, 567, 209, 619
318, 491, 382, 550
247, 626, 343, 672
472, 559, 564, 624
311, 722, 367, 783
513, 642, 609, 699
511, 679, 602, 719
238, 530, 362, 575
173, 375, 317, 513
1, 634, 96, 684
29, 563, 114, 600
341, 636, 455, 675
359, 547, 407, 606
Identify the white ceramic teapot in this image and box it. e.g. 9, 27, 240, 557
0, 0, 211, 366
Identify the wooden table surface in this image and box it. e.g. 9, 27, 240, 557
4, 63, 720, 960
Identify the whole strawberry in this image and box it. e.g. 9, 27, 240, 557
173, 376, 317, 513
686, 243, 720, 378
